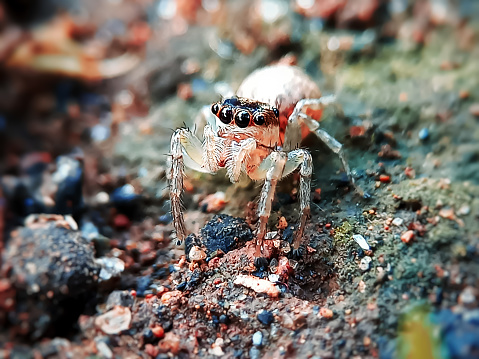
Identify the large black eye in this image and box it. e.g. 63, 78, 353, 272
273, 108, 279, 118
235, 110, 251, 128
253, 113, 265, 126
211, 103, 220, 116
219, 107, 233, 124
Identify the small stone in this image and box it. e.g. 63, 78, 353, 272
459, 286, 476, 306
392, 218, 404, 226
188, 246, 207, 262
95, 341, 113, 359
252, 331, 263, 347
359, 256, 372, 271
457, 205, 470, 216
95, 306, 131, 335
209, 346, 225, 356
113, 214, 130, 229
158, 332, 181, 355
469, 103, 479, 117
353, 234, 370, 251
401, 230, 415, 244
379, 174, 391, 183
152, 325, 165, 338
234, 275, 280, 298
257, 310, 274, 325
249, 347, 261, 359
319, 307, 333, 319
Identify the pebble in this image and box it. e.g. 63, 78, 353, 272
459, 286, 476, 306
401, 230, 415, 244
469, 103, 479, 117
188, 246, 207, 262
249, 347, 261, 359
392, 218, 404, 226
360, 256, 372, 271
96, 257, 125, 282
319, 308, 333, 319
257, 310, 274, 325
418, 128, 429, 140
95, 306, 131, 335
252, 331, 263, 347
209, 346, 225, 356
95, 340, 113, 359
353, 234, 370, 251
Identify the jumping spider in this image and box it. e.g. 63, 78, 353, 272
168, 65, 364, 258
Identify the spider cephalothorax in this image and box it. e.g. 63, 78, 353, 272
211, 97, 281, 149
168, 65, 364, 260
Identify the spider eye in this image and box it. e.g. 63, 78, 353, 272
211, 103, 220, 116
273, 108, 279, 118
235, 110, 251, 128
253, 113, 265, 126
219, 107, 233, 124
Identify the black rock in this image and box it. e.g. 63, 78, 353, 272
2, 222, 100, 338
4, 223, 99, 297
184, 214, 253, 260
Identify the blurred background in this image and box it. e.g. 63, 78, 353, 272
1, 0, 479, 358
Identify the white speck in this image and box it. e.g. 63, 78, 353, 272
359, 256, 372, 271
296, 0, 314, 9
202, 0, 220, 12
392, 218, 404, 226
260, 0, 288, 23
327, 37, 340, 51
353, 234, 370, 251
268, 274, 280, 282
116, 90, 133, 107
96, 341, 113, 359
157, 0, 176, 19
95, 192, 110, 205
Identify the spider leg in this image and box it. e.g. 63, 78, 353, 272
168, 128, 215, 244
249, 151, 287, 258
283, 96, 365, 197
283, 149, 313, 250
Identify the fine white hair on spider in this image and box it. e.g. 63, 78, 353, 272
167, 64, 364, 259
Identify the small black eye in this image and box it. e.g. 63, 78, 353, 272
254, 113, 265, 126
235, 110, 251, 128
219, 107, 233, 124
211, 103, 220, 116
273, 108, 279, 118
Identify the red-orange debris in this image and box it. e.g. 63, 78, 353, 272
401, 230, 415, 244
319, 307, 333, 319
379, 175, 391, 183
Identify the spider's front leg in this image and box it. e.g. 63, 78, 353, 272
168, 126, 219, 244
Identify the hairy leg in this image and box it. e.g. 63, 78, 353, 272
249, 151, 287, 257
283, 149, 313, 251
168, 128, 213, 244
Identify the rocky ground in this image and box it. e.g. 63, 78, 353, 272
1, 1, 479, 358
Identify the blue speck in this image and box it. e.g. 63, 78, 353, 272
418, 128, 429, 140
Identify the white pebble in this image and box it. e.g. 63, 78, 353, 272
353, 234, 370, 251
